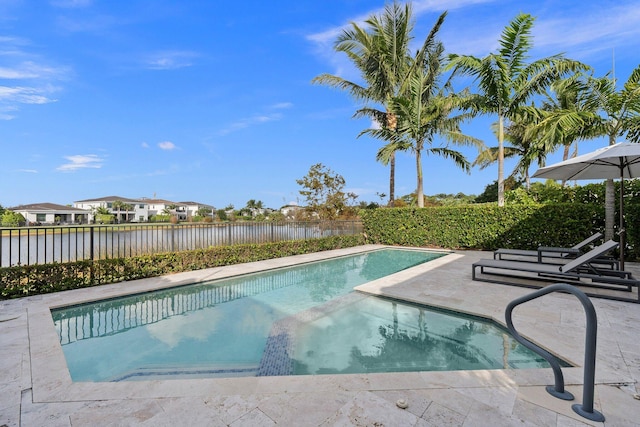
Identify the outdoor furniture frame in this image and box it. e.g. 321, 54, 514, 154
494, 232, 603, 262
473, 240, 640, 304
493, 232, 619, 270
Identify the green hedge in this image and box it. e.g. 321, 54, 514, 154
360, 204, 605, 251
0, 234, 364, 300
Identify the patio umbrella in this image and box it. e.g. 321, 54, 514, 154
532, 141, 640, 269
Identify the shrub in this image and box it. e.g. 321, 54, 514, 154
1, 211, 25, 227
95, 213, 114, 224
360, 204, 604, 250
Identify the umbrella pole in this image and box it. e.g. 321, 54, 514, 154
619, 172, 625, 271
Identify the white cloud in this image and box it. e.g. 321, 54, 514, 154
218, 112, 283, 136
158, 141, 176, 150
0, 61, 69, 80
305, 0, 640, 79
305, 0, 497, 78
50, 0, 93, 8
0, 38, 70, 119
0, 86, 56, 105
533, 5, 640, 55
144, 51, 199, 70
441, 2, 640, 59
0, 65, 39, 79
18, 169, 38, 173
141, 142, 149, 148
146, 309, 223, 349
270, 102, 293, 110
56, 154, 104, 172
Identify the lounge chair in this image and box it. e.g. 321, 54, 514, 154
473, 240, 639, 303
494, 232, 603, 262
493, 232, 618, 270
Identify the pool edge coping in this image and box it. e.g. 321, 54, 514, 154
26, 245, 631, 404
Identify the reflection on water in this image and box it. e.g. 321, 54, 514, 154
292, 297, 569, 375
51, 249, 445, 381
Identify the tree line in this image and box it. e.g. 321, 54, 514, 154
311, 1, 640, 241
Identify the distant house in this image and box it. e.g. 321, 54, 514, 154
178, 201, 216, 219
74, 196, 148, 223
280, 203, 302, 219
5, 196, 220, 226
10, 203, 90, 225
141, 198, 188, 221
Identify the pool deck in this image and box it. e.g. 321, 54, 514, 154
2, 245, 639, 426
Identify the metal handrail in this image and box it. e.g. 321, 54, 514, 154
505, 283, 605, 422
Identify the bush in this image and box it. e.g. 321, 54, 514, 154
1, 211, 25, 227
149, 214, 171, 222
360, 204, 603, 250
95, 213, 114, 224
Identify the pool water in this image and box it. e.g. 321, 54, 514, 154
51, 248, 561, 382
291, 295, 554, 375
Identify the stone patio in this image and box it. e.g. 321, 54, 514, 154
1, 245, 639, 426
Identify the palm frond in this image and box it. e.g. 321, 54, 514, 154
375, 138, 412, 164
311, 74, 371, 101
498, 13, 535, 75
424, 147, 471, 173
512, 58, 590, 107
473, 146, 522, 169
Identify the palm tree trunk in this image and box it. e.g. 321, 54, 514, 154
497, 115, 505, 206
604, 135, 616, 240
416, 147, 423, 208
560, 144, 571, 187
605, 179, 615, 240
387, 111, 397, 207
389, 153, 395, 207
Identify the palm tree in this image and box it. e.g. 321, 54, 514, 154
531, 65, 640, 240
111, 200, 132, 223
447, 13, 587, 206
357, 30, 482, 207
588, 66, 640, 240
312, 1, 416, 206
532, 73, 603, 187
474, 110, 546, 190
244, 199, 264, 216
161, 204, 178, 220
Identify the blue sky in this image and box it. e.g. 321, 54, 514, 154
1, 0, 639, 210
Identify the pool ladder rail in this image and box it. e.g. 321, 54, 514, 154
505, 283, 605, 423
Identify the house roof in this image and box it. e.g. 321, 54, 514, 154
74, 196, 140, 203
140, 198, 180, 205
72, 196, 215, 208
10, 203, 89, 212
178, 201, 215, 208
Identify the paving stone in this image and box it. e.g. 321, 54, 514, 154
3, 248, 638, 426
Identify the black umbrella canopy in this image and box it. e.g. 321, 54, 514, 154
533, 142, 640, 269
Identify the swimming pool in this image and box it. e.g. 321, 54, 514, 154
51, 248, 561, 381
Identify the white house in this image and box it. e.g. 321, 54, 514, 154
178, 201, 216, 219
140, 198, 188, 220
280, 202, 302, 219
74, 196, 148, 223
70, 196, 218, 223
10, 203, 90, 225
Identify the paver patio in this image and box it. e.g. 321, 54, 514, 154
1, 245, 639, 426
